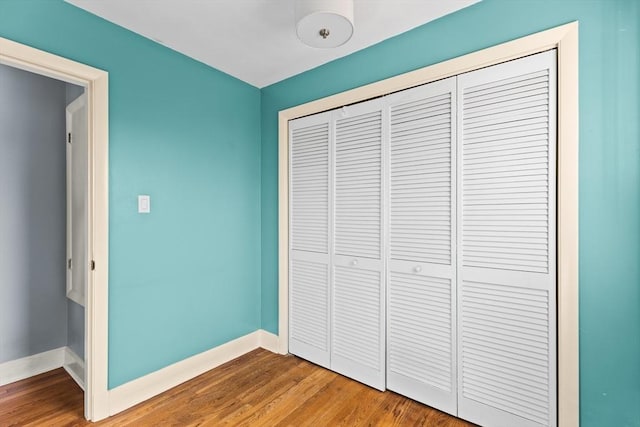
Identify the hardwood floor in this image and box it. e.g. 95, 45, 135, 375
0, 349, 474, 426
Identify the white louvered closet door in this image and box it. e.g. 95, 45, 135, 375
331, 99, 386, 390
385, 77, 458, 415
456, 50, 557, 427
289, 112, 332, 369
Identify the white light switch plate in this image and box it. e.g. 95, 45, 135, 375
138, 195, 150, 213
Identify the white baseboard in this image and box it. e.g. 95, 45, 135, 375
1, 331, 284, 420
0, 347, 66, 386
108, 329, 276, 416
63, 347, 85, 390
257, 329, 280, 353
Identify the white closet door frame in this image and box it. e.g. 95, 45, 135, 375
331, 98, 386, 390
279, 22, 578, 427
456, 50, 557, 427
288, 111, 333, 369
384, 77, 458, 415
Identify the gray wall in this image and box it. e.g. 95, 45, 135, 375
65, 83, 83, 105
65, 83, 85, 360
0, 64, 77, 363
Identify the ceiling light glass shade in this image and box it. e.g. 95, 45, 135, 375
295, 0, 354, 48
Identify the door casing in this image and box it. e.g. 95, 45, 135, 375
0, 37, 110, 421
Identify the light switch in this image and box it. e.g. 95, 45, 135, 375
138, 195, 150, 213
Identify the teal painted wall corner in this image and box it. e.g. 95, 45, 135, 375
0, 0, 262, 388
1, 0, 639, 425
260, 1, 640, 426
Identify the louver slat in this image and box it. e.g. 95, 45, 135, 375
386, 78, 457, 416
288, 113, 331, 369
458, 50, 557, 427
291, 121, 329, 254
462, 69, 551, 274
390, 91, 453, 265
290, 260, 329, 350
335, 110, 382, 259
389, 272, 452, 391
333, 266, 381, 370
331, 101, 385, 391
461, 280, 550, 426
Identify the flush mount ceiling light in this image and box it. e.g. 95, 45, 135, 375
295, 0, 354, 48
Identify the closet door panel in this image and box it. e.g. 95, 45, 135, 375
457, 50, 557, 427
289, 113, 332, 368
386, 77, 457, 414
332, 261, 383, 387
332, 101, 385, 390
334, 108, 383, 260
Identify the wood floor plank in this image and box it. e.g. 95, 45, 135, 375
229, 363, 333, 426
327, 379, 390, 426
0, 349, 475, 426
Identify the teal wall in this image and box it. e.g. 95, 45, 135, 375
0, 1, 262, 388
261, 0, 640, 425
1, 0, 638, 424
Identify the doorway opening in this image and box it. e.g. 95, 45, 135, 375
0, 36, 109, 421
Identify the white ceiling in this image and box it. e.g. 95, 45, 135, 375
66, 0, 479, 88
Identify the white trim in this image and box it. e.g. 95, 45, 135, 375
64, 347, 85, 391
257, 329, 281, 353
0, 348, 66, 386
278, 22, 579, 427
0, 36, 110, 421
0, 330, 280, 418
0, 346, 85, 391
108, 329, 277, 416
556, 25, 580, 427
66, 93, 88, 307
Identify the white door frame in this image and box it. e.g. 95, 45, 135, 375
278, 23, 579, 426
0, 37, 110, 421
66, 93, 88, 307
